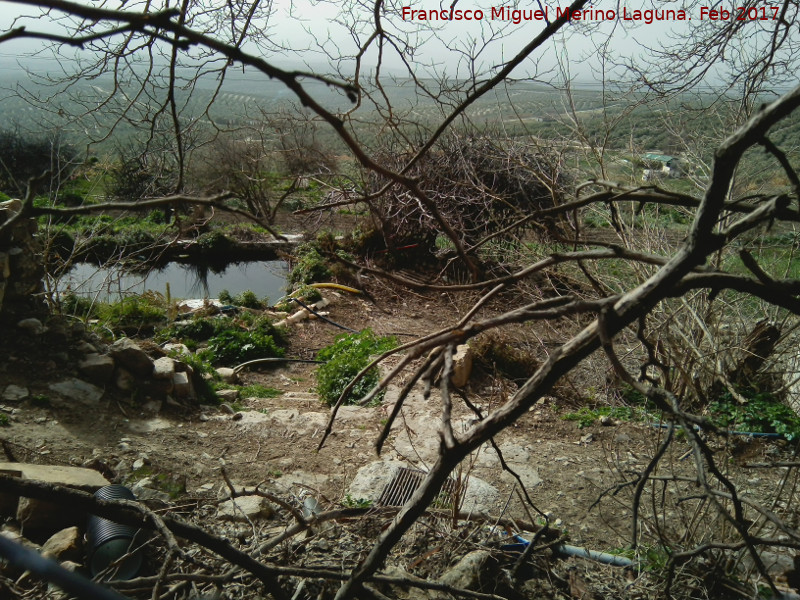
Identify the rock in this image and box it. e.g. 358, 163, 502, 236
196, 483, 215, 494
44, 320, 69, 344
0, 462, 110, 490
283, 391, 317, 401
69, 321, 87, 338
152, 357, 176, 381
439, 550, 493, 590
115, 367, 135, 392
216, 367, 238, 384
216, 389, 240, 403
17, 318, 45, 335
459, 476, 500, 515
218, 495, 274, 522
0, 198, 22, 215
163, 343, 191, 357
451, 344, 473, 387
219, 402, 236, 415
0, 524, 39, 552
108, 338, 154, 378
130, 482, 170, 503
76, 341, 98, 355
41, 526, 81, 561
2, 462, 109, 531
347, 461, 408, 504
141, 399, 162, 414
48, 378, 104, 403
165, 396, 185, 408
78, 354, 115, 384
0, 468, 23, 515
139, 377, 173, 399
2, 384, 28, 402
172, 371, 195, 399
270, 408, 299, 421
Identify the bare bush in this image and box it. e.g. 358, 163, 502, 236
365, 135, 569, 257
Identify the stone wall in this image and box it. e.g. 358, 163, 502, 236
0, 199, 47, 326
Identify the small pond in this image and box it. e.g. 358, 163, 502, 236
59, 260, 289, 302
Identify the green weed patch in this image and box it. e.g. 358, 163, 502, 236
315, 329, 397, 406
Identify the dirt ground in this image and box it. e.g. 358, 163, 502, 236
1, 275, 799, 599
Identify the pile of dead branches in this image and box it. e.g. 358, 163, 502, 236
366, 135, 569, 256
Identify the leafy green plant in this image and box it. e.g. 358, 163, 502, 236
288, 243, 331, 286
0, 413, 9, 427
194, 231, 233, 256
31, 394, 50, 407
315, 328, 397, 406
341, 494, 373, 509
157, 316, 226, 345
219, 289, 269, 309
709, 389, 800, 440
274, 284, 323, 312
200, 318, 286, 364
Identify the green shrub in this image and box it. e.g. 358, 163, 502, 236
315, 329, 397, 406
60, 294, 99, 319
195, 231, 233, 256
48, 229, 76, 260
288, 243, 331, 286
156, 317, 226, 344
233, 290, 269, 310
225, 289, 268, 309
146, 209, 168, 224
201, 318, 285, 364
709, 389, 800, 440
57, 191, 84, 207
275, 284, 322, 312
97, 294, 166, 331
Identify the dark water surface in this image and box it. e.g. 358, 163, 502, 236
61, 261, 289, 301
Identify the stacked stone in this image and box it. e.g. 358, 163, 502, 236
0, 199, 47, 325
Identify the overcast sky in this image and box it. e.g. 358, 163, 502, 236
0, 1, 696, 84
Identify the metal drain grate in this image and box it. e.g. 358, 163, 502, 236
377, 467, 457, 508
